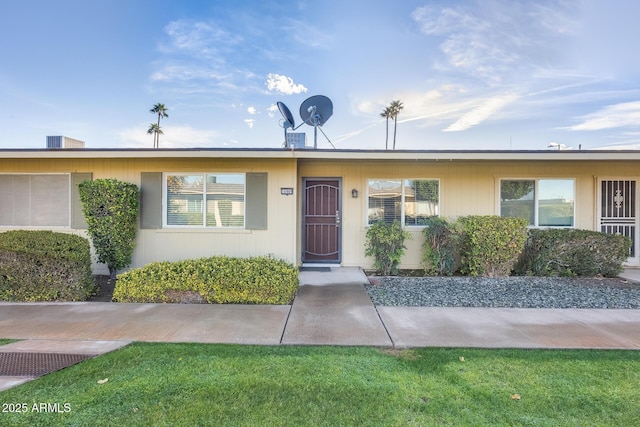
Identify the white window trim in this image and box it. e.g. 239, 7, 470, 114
498, 178, 576, 228
0, 173, 71, 229
365, 178, 440, 227
162, 172, 247, 229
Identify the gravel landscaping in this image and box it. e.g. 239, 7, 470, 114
366, 276, 640, 309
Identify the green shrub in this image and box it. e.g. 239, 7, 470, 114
365, 221, 412, 275
113, 256, 298, 304
517, 228, 631, 277
459, 215, 528, 277
421, 217, 461, 276
79, 179, 140, 279
0, 230, 94, 301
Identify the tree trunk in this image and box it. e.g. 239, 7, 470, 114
393, 117, 398, 150
156, 114, 161, 148
109, 266, 117, 281
385, 118, 389, 150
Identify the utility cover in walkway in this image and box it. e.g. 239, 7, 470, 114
0, 352, 95, 376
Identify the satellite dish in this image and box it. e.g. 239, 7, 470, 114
299, 95, 334, 149
275, 95, 335, 150
277, 101, 298, 147
277, 101, 295, 129
300, 95, 333, 126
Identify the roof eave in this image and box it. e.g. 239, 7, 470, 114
1, 148, 640, 161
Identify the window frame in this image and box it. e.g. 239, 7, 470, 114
499, 178, 576, 228
0, 173, 71, 228
366, 178, 440, 227
163, 172, 247, 229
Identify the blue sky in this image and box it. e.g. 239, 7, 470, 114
1, 0, 639, 150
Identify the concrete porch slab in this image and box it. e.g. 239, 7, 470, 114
298, 267, 369, 286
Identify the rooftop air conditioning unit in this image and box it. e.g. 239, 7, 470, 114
286, 132, 309, 149
46, 136, 85, 149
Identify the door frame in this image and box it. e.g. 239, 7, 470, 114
597, 177, 639, 266
301, 177, 342, 264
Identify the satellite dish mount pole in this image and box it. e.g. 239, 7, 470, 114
308, 105, 319, 149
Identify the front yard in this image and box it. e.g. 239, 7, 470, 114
1, 344, 638, 426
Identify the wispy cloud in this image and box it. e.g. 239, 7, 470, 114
243, 118, 256, 129
356, 85, 516, 133
412, 1, 576, 85
443, 93, 519, 131
151, 19, 261, 97
150, 65, 230, 83
566, 101, 640, 131
160, 20, 242, 59
285, 19, 333, 50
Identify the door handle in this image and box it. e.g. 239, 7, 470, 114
335, 210, 341, 227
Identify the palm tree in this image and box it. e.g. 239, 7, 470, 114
150, 103, 168, 148
389, 100, 404, 150
147, 123, 163, 148
380, 106, 392, 150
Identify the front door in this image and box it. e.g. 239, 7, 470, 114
302, 178, 341, 263
598, 179, 638, 265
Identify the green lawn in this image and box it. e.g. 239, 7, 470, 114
0, 344, 638, 426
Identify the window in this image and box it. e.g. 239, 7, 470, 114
0, 174, 70, 227
368, 179, 439, 225
165, 173, 245, 227
500, 179, 574, 227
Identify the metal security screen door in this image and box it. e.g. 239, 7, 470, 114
599, 180, 638, 263
302, 179, 341, 263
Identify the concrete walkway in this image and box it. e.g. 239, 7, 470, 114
1, 266, 639, 391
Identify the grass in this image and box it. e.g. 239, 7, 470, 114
0, 344, 638, 426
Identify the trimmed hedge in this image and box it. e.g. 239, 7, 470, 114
517, 228, 631, 277
113, 256, 299, 304
78, 179, 140, 279
0, 230, 94, 301
459, 216, 529, 277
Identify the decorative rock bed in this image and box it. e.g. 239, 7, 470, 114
365, 276, 640, 309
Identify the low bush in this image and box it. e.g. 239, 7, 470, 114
421, 217, 461, 276
365, 221, 412, 275
113, 256, 298, 304
459, 215, 528, 277
0, 230, 94, 301
517, 228, 631, 277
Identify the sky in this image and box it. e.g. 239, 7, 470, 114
1, 0, 639, 151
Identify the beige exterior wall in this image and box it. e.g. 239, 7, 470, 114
1, 153, 638, 272
0, 157, 299, 273
298, 159, 640, 269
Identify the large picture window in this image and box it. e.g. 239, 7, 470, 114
165, 173, 245, 227
0, 174, 70, 227
500, 179, 574, 227
368, 179, 439, 225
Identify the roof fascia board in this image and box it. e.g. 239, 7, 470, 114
1, 148, 640, 161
